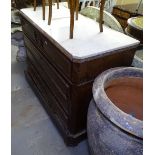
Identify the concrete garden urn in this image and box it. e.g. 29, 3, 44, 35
87, 67, 143, 155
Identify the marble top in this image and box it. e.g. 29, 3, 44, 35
21, 5, 139, 60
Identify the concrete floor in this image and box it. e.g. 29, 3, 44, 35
11, 44, 90, 155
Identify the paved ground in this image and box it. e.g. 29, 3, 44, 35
11, 41, 90, 155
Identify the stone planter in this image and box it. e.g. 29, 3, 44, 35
87, 67, 143, 155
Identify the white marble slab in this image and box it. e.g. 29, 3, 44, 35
21, 5, 140, 60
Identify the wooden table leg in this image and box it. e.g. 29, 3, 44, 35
34, 0, 37, 11
99, 0, 105, 32
48, 0, 52, 25
56, 0, 59, 9
70, 0, 75, 39
42, 0, 45, 20
75, 0, 79, 20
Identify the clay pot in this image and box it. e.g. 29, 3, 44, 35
87, 67, 143, 155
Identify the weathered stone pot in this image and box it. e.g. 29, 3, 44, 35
87, 67, 143, 155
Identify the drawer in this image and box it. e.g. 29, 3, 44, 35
21, 16, 72, 81
24, 36, 70, 115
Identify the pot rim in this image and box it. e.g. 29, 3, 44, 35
127, 17, 143, 31
93, 67, 143, 139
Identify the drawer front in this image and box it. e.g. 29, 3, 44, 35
21, 15, 72, 81
24, 35, 70, 114
27, 64, 68, 128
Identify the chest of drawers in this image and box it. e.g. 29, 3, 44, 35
20, 6, 139, 145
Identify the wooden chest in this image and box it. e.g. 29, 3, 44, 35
112, 4, 142, 30
20, 6, 139, 145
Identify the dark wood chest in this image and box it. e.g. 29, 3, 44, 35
112, 4, 142, 30
20, 6, 139, 145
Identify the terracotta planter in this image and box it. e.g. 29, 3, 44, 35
87, 67, 143, 155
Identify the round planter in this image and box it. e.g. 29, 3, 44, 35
125, 16, 143, 44
87, 67, 143, 155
